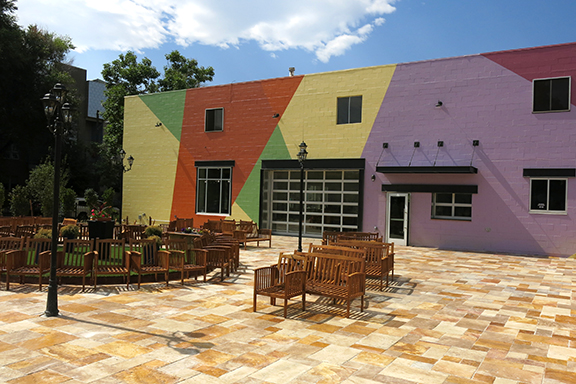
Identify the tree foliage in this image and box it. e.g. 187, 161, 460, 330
26, 161, 69, 217
0, 0, 75, 187
101, 50, 214, 158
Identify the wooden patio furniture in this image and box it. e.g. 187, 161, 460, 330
55, 239, 94, 291
5, 238, 51, 290
253, 252, 307, 317
335, 239, 394, 290
1, 237, 24, 287
129, 238, 169, 288
93, 239, 130, 288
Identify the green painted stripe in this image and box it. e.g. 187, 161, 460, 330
139, 90, 187, 142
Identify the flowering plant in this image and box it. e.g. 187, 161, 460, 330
90, 202, 112, 220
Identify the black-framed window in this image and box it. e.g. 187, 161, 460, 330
529, 178, 567, 213
432, 193, 472, 220
196, 167, 231, 214
205, 108, 224, 132
337, 96, 362, 124
533, 77, 570, 113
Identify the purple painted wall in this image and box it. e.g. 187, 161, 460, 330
363, 52, 576, 256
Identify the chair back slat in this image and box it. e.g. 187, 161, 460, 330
95, 239, 126, 266
129, 238, 157, 265
60, 239, 93, 267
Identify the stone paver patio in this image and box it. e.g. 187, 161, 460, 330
0, 236, 575, 383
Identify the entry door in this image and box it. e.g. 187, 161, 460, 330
387, 193, 409, 246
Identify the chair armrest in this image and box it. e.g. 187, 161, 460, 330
39, 250, 52, 271
157, 250, 170, 268
168, 250, 185, 268
254, 265, 279, 291
190, 249, 207, 266
84, 251, 95, 271
347, 272, 366, 293
284, 270, 306, 295
233, 230, 247, 242
5, 249, 25, 269
130, 251, 142, 270
258, 228, 272, 238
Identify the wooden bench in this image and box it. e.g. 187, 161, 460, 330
253, 252, 307, 317
5, 238, 51, 290
322, 231, 380, 245
304, 252, 366, 318
237, 220, 272, 249
335, 240, 394, 291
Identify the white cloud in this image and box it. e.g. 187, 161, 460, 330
16, 0, 396, 61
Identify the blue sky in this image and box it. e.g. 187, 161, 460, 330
15, 0, 576, 86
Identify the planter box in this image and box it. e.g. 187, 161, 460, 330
88, 220, 115, 240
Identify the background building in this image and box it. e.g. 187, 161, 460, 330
123, 42, 576, 256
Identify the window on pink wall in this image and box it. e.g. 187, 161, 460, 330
529, 178, 567, 214
533, 77, 571, 113
431, 193, 472, 220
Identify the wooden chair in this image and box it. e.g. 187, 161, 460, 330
14, 225, 35, 239
193, 237, 230, 281
0, 226, 12, 237
122, 225, 145, 240
55, 239, 94, 291
5, 238, 51, 290
129, 239, 169, 288
253, 252, 307, 317
166, 248, 207, 285
1, 237, 24, 287
94, 239, 130, 289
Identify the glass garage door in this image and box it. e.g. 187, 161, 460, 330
261, 169, 360, 236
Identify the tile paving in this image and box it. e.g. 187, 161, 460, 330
0, 236, 575, 383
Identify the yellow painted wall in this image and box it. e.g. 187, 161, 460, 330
279, 65, 396, 159
123, 96, 180, 224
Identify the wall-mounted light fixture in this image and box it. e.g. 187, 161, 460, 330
273, 113, 280, 118
437, 141, 444, 147
371, 174, 376, 182
383, 142, 388, 149
155, 122, 163, 127
413, 141, 420, 148
435, 101, 443, 108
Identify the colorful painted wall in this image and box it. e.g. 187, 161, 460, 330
124, 42, 576, 256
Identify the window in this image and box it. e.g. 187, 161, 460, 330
196, 167, 231, 214
533, 77, 570, 112
530, 178, 567, 213
432, 193, 472, 220
337, 96, 362, 124
205, 108, 223, 131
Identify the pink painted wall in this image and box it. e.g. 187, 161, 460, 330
363, 45, 576, 256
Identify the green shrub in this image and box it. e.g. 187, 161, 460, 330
61, 188, 77, 218
34, 228, 52, 239
60, 224, 79, 239
144, 225, 163, 237
147, 235, 162, 249
84, 188, 99, 209
9, 185, 30, 216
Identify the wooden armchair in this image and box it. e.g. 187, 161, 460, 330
56, 239, 94, 291
253, 252, 307, 318
0, 226, 12, 237
14, 225, 35, 239
166, 248, 207, 285
193, 237, 230, 281
129, 239, 169, 288
1, 237, 24, 286
94, 239, 130, 288
5, 238, 51, 290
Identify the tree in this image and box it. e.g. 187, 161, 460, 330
26, 161, 69, 217
158, 51, 214, 92
101, 50, 214, 157
9, 185, 30, 216
0, 0, 75, 189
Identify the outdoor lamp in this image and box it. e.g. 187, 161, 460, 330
127, 155, 134, 169
120, 148, 126, 160
297, 141, 308, 163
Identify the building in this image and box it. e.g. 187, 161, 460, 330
123, 42, 576, 257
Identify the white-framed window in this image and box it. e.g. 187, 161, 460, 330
529, 178, 567, 214
196, 167, 231, 214
533, 77, 571, 113
337, 96, 362, 124
432, 193, 472, 220
205, 108, 223, 132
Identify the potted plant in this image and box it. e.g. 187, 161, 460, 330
88, 202, 115, 240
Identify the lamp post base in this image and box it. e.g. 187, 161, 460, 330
44, 279, 59, 317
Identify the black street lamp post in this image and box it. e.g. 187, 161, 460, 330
297, 141, 308, 252
41, 83, 72, 317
